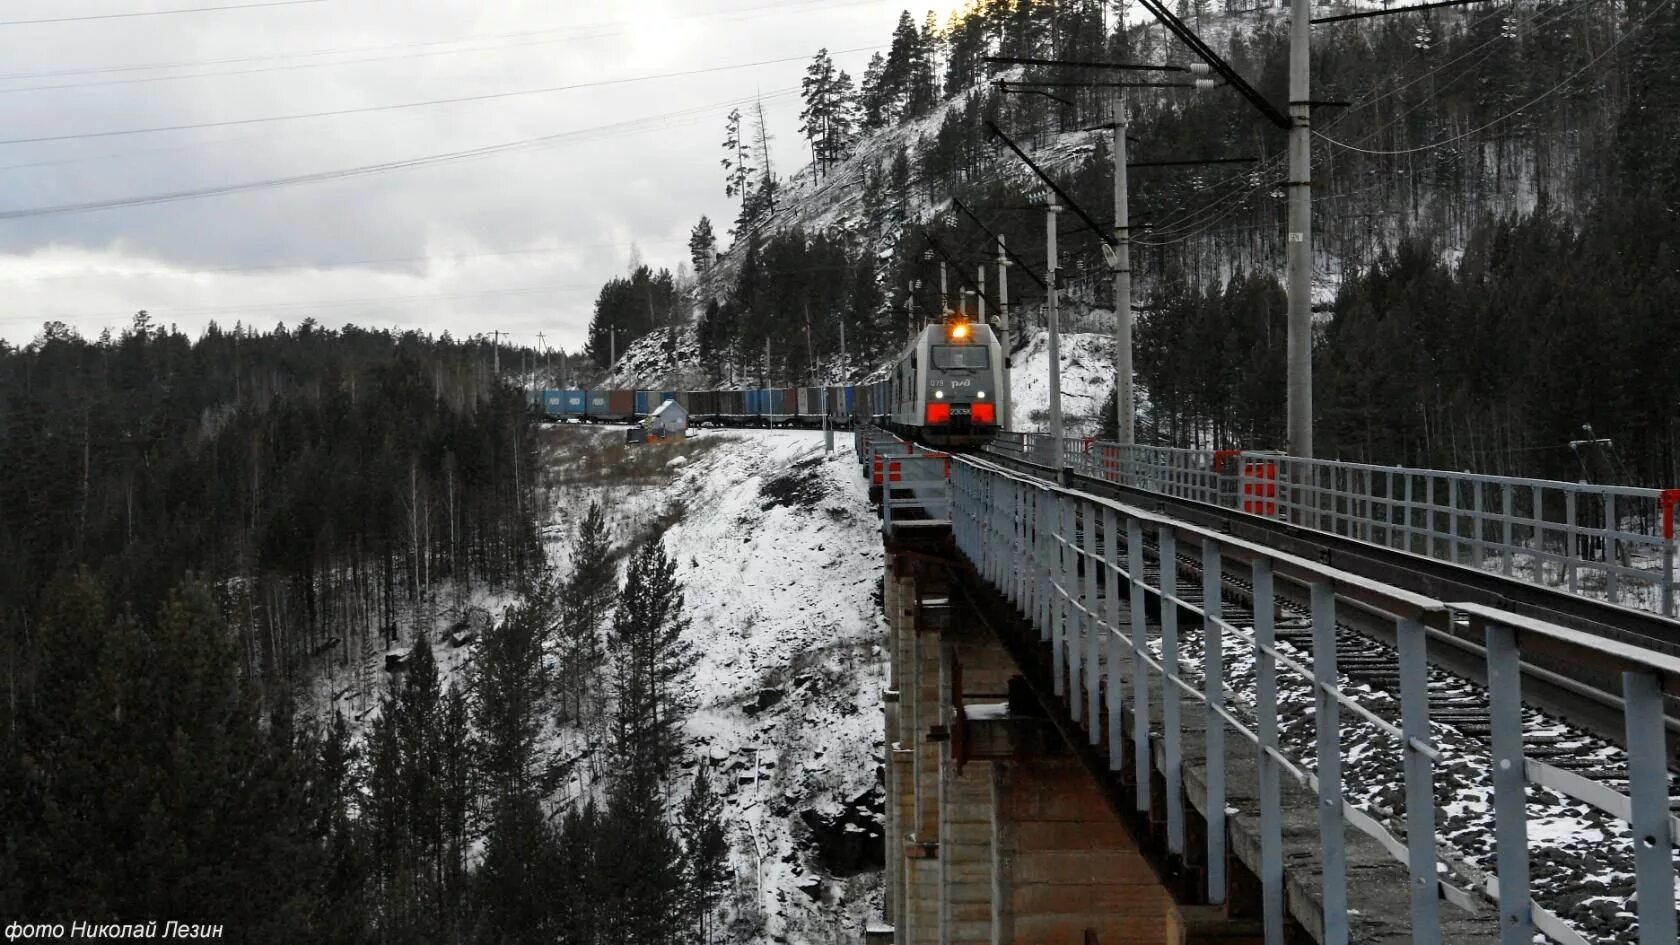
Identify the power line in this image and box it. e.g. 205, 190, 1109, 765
1313, 0, 1496, 24
18, 239, 689, 281
1307, 0, 1603, 152
0, 0, 325, 27
1124, 0, 1587, 244
0, 282, 598, 326
0, 0, 885, 84
0, 48, 872, 147
0, 88, 799, 221
1314, 0, 1670, 156
0, 32, 619, 95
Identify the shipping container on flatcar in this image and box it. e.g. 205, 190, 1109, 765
634, 390, 678, 416
607, 390, 636, 421
542, 390, 564, 418
585, 390, 610, 420
559, 390, 587, 419
721, 390, 739, 420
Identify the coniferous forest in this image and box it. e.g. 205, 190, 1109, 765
0, 320, 727, 943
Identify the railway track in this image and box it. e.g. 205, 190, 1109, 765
968, 443, 1680, 764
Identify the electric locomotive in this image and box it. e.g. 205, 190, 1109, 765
870, 319, 1004, 448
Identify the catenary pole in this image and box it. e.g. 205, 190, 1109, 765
1287, 0, 1313, 457
1046, 202, 1064, 448
998, 235, 1012, 431
1112, 92, 1134, 447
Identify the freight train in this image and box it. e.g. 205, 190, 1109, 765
532, 319, 1005, 448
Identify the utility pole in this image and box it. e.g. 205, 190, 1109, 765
803, 299, 815, 382
609, 326, 617, 368
906, 283, 916, 342
1287, 0, 1314, 458
1046, 201, 1064, 448
998, 235, 1012, 431
1111, 93, 1135, 447
823, 386, 833, 452
491, 330, 501, 376
939, 260, 949, 318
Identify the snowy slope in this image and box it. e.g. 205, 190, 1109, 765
534, 426, 888, 943
599, 324, 714, 390
1008, 326, 1119, 437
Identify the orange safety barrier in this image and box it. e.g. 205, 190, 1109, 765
1101, 445, 1120, 481
1241, 458, 1279, 517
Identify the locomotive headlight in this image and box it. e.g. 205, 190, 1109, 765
977, 390, 987, 399
934, 390, 945, 399
948, 322, 970, 341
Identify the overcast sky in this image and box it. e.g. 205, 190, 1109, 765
0, 0, 962, 351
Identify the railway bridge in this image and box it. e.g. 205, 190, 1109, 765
855, 428, 1680, 945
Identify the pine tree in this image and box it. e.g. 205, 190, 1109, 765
438, 682, 473, 921
688, 216, 717, 279
559, 502, 614, 723
472, 585, 552, 810
597, 773, 686, 945
314, 710, 370, 944
679, 770, 730, 945
553, 803, 603, 945
607, 538, 696, 786
366, 630, 452, 940
475, 794, 559, 945
800, 48, 839, 179
881, 11, 921, 121
720, 107, 753, 214
824, 69, 860, 170
858, 52, 888, 130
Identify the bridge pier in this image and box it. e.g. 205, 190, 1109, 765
882, 534, 1189, 945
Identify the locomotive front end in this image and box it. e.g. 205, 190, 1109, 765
921, 320, 1001, 447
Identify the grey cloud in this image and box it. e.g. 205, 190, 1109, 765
0, 0, 922, 348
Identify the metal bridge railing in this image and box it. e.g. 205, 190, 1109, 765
854, 428, 951, 532
984, 436, 1679, 618
1265, 454, 1677, 617
949, 454, 1680, 945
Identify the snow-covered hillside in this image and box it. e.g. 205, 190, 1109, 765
305, 425, 889, 943
536, 426, 888, 943
1008, 326, 1121, 438
599, 323, 711, 390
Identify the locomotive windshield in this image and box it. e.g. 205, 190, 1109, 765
931, 345, 989, 370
